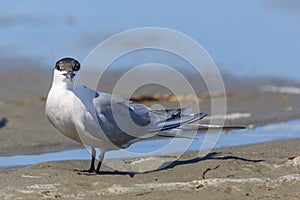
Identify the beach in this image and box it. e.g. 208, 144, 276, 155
1, 0, 300, 199
0, 67, 300, 199
0, 139, 299, 199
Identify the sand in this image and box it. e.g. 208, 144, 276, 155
0, 67, 300, 199
0, 139, 299, 199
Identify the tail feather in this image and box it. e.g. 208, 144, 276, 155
151, 107, 193, 123
150, 112, 207, 132
181, 124, 246, 133
156, 124, 246, 138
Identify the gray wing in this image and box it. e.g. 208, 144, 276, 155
92, 92, 207, 148
92, 93, 151, 148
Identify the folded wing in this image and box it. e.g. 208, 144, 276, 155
92, 92, 207, 148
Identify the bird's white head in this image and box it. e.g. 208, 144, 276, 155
53, 57, 81, 88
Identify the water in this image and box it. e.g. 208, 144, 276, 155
0, 119, 299, 168
0, 0, 299, 79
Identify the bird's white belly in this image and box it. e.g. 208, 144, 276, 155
78, 106, 121, 151
69, 93, 119, 151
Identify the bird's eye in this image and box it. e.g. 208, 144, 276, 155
55, 62, 64, 71
73, 62, 80, 71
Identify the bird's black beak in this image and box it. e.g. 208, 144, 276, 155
67, 70, 75, 82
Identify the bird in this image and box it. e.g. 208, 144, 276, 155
45, 57, 243, 174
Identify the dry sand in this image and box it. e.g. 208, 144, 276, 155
0, 67, 300, 199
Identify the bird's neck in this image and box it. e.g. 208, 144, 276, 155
52, 69, 75, 90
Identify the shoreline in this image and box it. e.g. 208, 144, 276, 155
1, 122, 300, 169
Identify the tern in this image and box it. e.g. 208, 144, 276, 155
45, 57, 243, 174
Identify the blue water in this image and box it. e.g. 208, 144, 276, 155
0, 119, 299, 168
0, 0, 299, 79
1, 1, 299, 168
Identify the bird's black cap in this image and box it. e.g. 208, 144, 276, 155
55, 57, 80, 71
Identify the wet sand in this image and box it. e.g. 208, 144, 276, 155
0, 67, 300, 199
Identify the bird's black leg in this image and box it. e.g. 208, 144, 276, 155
95, 151, 106, 174
80, 147, 96, 173
87, 147, 96, 172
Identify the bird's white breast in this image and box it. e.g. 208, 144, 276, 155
45, 86, 81, 143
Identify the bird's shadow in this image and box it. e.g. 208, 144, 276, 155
97, 152, 264, 178
99, 170, 136, 178
0, 118, 7, 129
